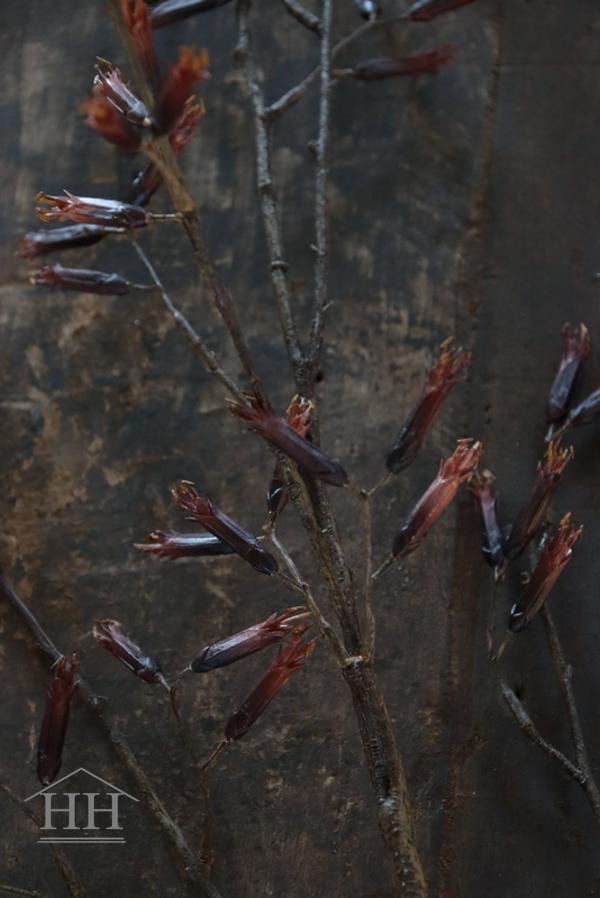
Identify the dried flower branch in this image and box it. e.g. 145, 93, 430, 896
408, 0, 478, 21
468, 469, 505, 578
508, 514, 582, 633
37, 654, 79, 785
36, 193, 148, 229
155, 47, 210, 134
391, 438, 482, 558
93, 619, 169, 687
386, 338, 470, 474
29, 264, 147, 295
171, 481, 278, 574
547, 322, 590, 424
135, 530, 235, 559
19, 224, 119, 258
229, 394, 348, 487
334, 45, 455, 81
187, 607, 310, 672
505, 439, 573, 560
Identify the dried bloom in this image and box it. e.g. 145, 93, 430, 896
189, 607, 310, 672
19, 224, 117, 258
468, 470, 505, 577
334, 45, 455, 81
121, 0, 161, 90
229, 394, 348, 488
547, 323, 591, 424
171, 481, 278, 575
134, 529, 235, 559
408, 0, 478, 21
36, 192, 148, 229
155, 47, 210, 135
81, 95, 141, 153
37, 655, 79, 785
128, 98, 205, 205
93, 619, 168, 687
30, 264, 135, 295
509, 514, 582, 632
392, 438, 482, 557
505, 440, 573, 561
386, 338, 471, 474
267, 396, 313, 519
93, 65, 151, 127
151, 0, 235, 28
224, 636, 315, 742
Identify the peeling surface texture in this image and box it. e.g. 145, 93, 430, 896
1, 1, 599, 897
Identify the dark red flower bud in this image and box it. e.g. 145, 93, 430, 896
334, 45, 455, 81
151, 0, 235, 28
36, 192, 148, 229
93, 619, 168, 687
468, 470, 505, 577
93, 65, 151, 127
171, 481, 278, 575
121, 0, 161, 90
509, 514, 582, 633
547, 323, 590, 424
229, 394, 348, 488
224, 635, 315, 742
392, 438, 482, 557
134, 529, 235, 559
386, 338, 471, 474
155, 47, 210, 135
30, 264, 134, 295
190, 607, 310, 672
505, 440, 573, 561
19, 224, 117, 259
408, 0, 478, 22
37, 655, 79, 786
81, 95, 141, 153
266, 396, 314, 519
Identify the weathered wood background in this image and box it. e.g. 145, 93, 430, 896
2, 1, 600, 896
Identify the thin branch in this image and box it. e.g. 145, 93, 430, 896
279, 0, 322, 35
0, 887, 42, 898
131, 239, 245, 402
362, 490, 376, 656
0, 573, 223, 898
235, 1, 305, 387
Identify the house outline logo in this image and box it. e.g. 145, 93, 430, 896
25, 767, 139, 845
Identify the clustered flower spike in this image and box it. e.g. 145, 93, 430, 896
468, 469, 506, 578
35, 193, 148, 229
386, 338, 471, 474
93, 619, 169, 687
509, 514, 582, 633
171, 481, 279, 575
229, 393, 349, 488
37, 654, 79, 786
504, 439, 573, 561
334, 45, 455, 81
547, 322, 591, 424
189, 607, 310, 673
392, 438, 482, 557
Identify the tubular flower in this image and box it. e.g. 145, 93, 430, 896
558, 386, 600, 434
408, 0, 478, 21
224, 635, 316, 742
189, 607, 310, 672
267, 395, 314, 519
30, 264, 134, 295
128, 98, 205, 205
155, 47, 210, 135
386, 338, 471, 474
93, 65, 151, 127
509, 515, 582, 633
547, 323, 590, 424
120, 0, 161, 90
334, 45, 455, 81
171, 481, 279, 575
151, 0, 235, 29
19, 224, 117, 258
468, 470, 505, 577
81, 95, 141, 153
134, 529, 235, 559
505, 440, 573, 561
36, 192, 148, 229
93, 619, 168, 687
37, 655, 79, 786
229, 394, 348, 488
392, 438, 482, 557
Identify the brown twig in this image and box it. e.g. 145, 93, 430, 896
279, 0, 322, 35
0, 573, 223, 898
362, 490, 376, 656
0, 886, 42, 898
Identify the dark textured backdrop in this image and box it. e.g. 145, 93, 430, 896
2, 1, 600, 896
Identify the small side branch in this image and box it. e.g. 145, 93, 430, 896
280, 0, 322, 35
